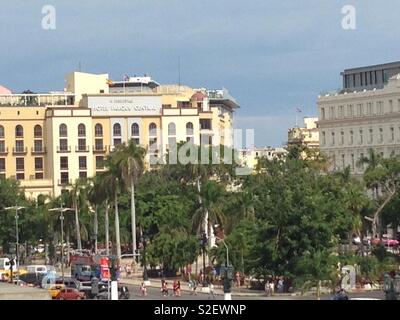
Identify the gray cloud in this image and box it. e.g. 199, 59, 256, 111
0, 1, 399, 146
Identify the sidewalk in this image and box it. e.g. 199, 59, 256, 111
120, 275, 271, 297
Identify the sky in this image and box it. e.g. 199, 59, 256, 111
1, 0, 400, 146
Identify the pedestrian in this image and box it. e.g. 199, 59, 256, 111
269, 280, 275, 296
278, 277, 284, 293
208, 281, 215, 300
173, 280, 178, 297
177, 281, 181, 297
265, 280, 271, 296
162, 281, 169, 297
235, 271, 241, 287
193, 279, 198, 295
140, 282, 147, 296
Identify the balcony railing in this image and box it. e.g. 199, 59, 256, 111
58, 179, 72, 186
57, 146, 71, 153
0, 93, 75, 107
93, 145, 107, 153
12, 147, 28, 155
31, 147, 47, 154
0, 147, 9, 155
76, 145, 90, 152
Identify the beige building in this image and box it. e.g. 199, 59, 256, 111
0, 72, 239, 198
318, 63, 400, 174
288, 117, 319, 149
238, 146, 288, 171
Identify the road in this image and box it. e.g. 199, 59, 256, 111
123, 284, 385, 300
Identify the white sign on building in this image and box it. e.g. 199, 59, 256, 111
88, 96, 162, 116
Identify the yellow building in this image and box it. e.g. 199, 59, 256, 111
287, 117, 319, 149
0, 72, 239, 198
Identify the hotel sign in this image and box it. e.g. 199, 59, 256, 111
88, 96, 162, 116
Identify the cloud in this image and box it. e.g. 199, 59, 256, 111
1, 1, 400, 146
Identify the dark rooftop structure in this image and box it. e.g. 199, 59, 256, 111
341, 60, 400, 92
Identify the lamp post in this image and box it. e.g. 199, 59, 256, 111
215, 236, 232, 300
384, 273, 400, 300
49, 206, 74, 283
4, 206, 25, 270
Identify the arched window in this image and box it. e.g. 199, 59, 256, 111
78, 124, 86, 136
34, 125, 42, 138
95, 123, 103, 136
0, 125, 4, 139
113, 123, 121, 136
186, 122, 194, 136
149, 123, 157, 136
59, 124, 68, 137
168, 123, 176, 136
131, 123, 139, 136
15, 125, 24, 138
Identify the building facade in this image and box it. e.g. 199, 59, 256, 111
0, 72, 239, 198
318, 63, 400, 174
287, 117, 319, 149
238, 146, 288, 171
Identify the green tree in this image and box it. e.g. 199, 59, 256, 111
112, 140, 146, 256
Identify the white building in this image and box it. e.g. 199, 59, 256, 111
318, 65, 400, 174
239, 146, 288, 171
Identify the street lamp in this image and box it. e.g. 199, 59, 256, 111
215, 236, 233, 301
49, 206, 74, 283
215, 236, 229, 267
4, 206, 25, 270
383, 273, 400, 300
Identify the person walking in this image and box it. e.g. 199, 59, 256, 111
173, 280, 178, 297
277, 277, 284, 293
265, 280, 271, 296
235, 271, 241, 287
208, 281, 215, 300
176, 280, 181, 297
140, 282, 147, 296
162, 281, 169, 297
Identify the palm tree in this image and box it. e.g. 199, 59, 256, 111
357, 149, 380, 198
102, 157, 123, 259
192, 181, 226, 239
89, 172, 112, 256
69, 178, 89, 251
112, 140, 146, 258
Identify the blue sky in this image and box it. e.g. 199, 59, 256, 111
1, 0, 400, 146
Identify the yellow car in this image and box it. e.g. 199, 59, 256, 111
49, 284, 65, 299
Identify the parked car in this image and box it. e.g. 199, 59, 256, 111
95, 284, 130, 300
49, 284, 65, 299
56, 288, 85, 300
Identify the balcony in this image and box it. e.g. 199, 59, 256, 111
93, 145, 107, 153
31, 147, 47, 155
12, 147, 28, 155
76, 145, 90, 152
0, 147, 9, 155
0, 93, 75, 107
57, 146, 71, 153
58, 179, 72, 186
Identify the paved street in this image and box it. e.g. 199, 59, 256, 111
122, 283, 385, 300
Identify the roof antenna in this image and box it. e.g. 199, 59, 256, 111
178, 56, 181, 88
